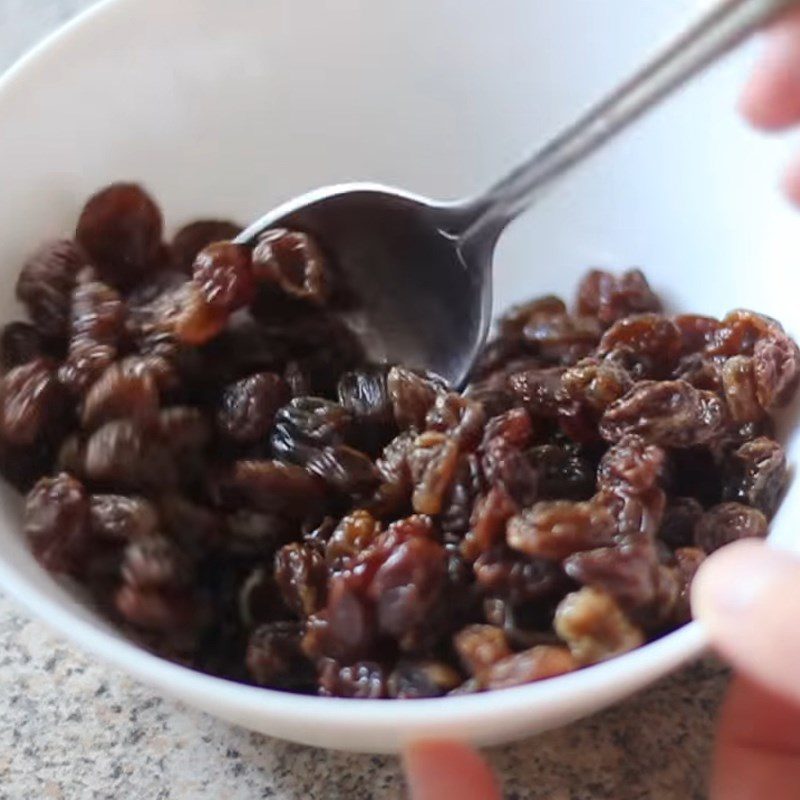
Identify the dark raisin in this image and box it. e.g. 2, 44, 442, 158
425, 393, 486, 452
723, 437, 787, 518
274, 542, 327, 618
16, 239, 85, 338
506, 501, 616, 560
694, 502, 768, 553
337, 365, 393, 427
171, 220, 241, 274
238, 567, 287, 628
462, 486, 518, 560
594, 486, 666, 538
24, 473, 89, 573
674, 314, 720, 355
171, 282, 228, 345
217, 372, 289, 443
247, 621, 314, 689
671, 547, 706, 624
387, 660, 462, 698
480, 438, 539, 507
89, 494, 158, 541
521, 312, 601, 365
121, 536, 190, 590
561, 357, 633, 413
507, 367, 565, 418
75, 183, 164, 288
192, 241, 254, 313
387, 366, 443, 430
1, 359, 67, 446
225, 509, 290, 557
306, 445, 381, 498
252, 229, 330, 306
499, 295, 567, 339
576, 269, 661, 326
673, 353, 723, 392
0, 322, 46, 371
223, 460, 325, 517
115, 583, 196, 632
440, 453, 483, 539
597, 435, 665, 494
270, 397, 352, 461
474, 547, 568, 605
600, 380, 727, 448
82, 359, 160, 430
597, 314, 681, 377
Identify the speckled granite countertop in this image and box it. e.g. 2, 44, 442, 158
0, 3, 726, 797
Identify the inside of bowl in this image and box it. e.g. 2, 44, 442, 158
0, 0, 797, 663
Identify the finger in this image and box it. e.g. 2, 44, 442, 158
711, 677, 800, 800
402, 741, 502, 800
780, 150, 800, 205
740, 7, 800, 130
691, 539, 800, 704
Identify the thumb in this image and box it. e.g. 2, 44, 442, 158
692, 538, 800, 704
402, 741, 502, 800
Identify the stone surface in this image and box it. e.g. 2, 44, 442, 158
0, 2, 727, 797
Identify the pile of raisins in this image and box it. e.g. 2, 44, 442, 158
7, 182, 798, 699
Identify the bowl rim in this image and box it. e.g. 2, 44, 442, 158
0, 0, 709, 735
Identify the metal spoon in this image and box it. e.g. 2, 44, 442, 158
236, 0, 798, 387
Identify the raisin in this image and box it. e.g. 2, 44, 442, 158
315, 579, 376, 662
597, 435, 665, 494
706, 309, 778, 358
270, 397, 352, 461
440, 453, 483, 538
59, 276, 125, 394
658, 497, 703, 549
753, 333, 800, 410
16, 239, 85, 338
597, 314, 681, 377
408, 432, 460, 515
521, 312, 601, 365
217, 372, 289, 443
223, 460, 325, 517
246, 621, 314, 689
594, 486, 666, 538
0, 322, 47, 372
85, 419, 176, 490
507, 367, 565, 418
171, 220, 241, 274
499, 295, 567, 339
89, 494, 158, 541
238, 567, 286, 628
474, 547, 567, 605
192, 241, 254, 313
425, 393, 486, 452
561, 357, 633, 413
600, 380, 727, 447
318, 659, 387, 698
483, 646, 577, 689
387, 660, 463, 698
387, 366, 443, 430
694, 502, 768, 553
326, 510, 381, 569
24, 473, 89, 573
226, 509, 290, 557
75, 183, 164, 289
274, 542, 327, 618
576, 269, 661, 326
337, 365, 393, 426
506, 501, 616, 560
482, 407, 534, 449
171, 282, 228, 345
453, 624, 512, 677
369, 536, 446, 651
159, 495, 224, 553
462, 486, 518, 560
306, 445, 381, 498
673, 353, 723, 392
721, 355, 763, 423
0, 359, 66, 446
671, 547, 706, 624
563, 539, 662, 611
674, 314, 720, 354
480, 438, 539, 507
252, 228, 330, 306
121, 536, 190, 590
554, 587, 644, 665
82, 359, 160, 430
115, 583, 196, 632
723, 437, 787, 518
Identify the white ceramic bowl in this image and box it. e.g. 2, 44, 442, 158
0, 0, 798, 754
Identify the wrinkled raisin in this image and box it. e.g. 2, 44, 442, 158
753, 333, 800, 410
247, 621, 314, 688
1, 359, 66, 446
554, 587, 644, 665
326, 510, 381, 569
658, 497, 703, 549
16, 239, 85, 338
576, 269, 661, 326
408, 432, 460, 515
597, 435, 665, 494
387, 660, 462, 698
474, 547, 567, 605
598, 314, 681, 377
82, 359, 160, 430
507, 501, 616, 560
76, 183, 164, 289
171, 220, 241, 274
274, 542, 327, 618
252, 229, 330, 306
387, 366, 443, 430
462, 486, 518, 560
218, 372, 288, 443
694, 502, 768, 553
723, 437, 787, 518
192, 241, 254, 312
89, 494, 158, 541
453, 624, 512, 677
484, 646, 577, 689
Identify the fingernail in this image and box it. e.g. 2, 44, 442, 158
693, 540, 797, 620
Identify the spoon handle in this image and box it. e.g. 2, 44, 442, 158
462, 0, 800, 247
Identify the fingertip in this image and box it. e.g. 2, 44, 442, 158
403, 741, 502, 800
